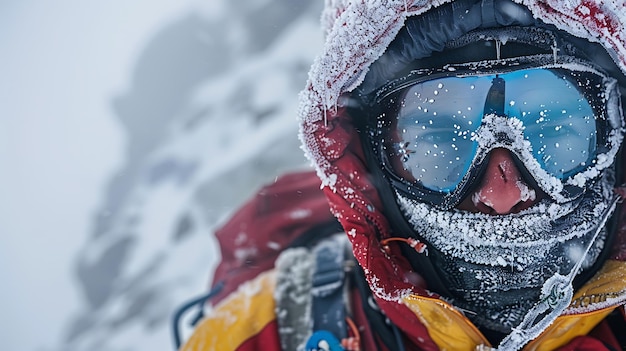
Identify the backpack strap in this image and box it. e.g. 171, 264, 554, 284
306, 234, 351, 351
275, 233, 352, 351
311, 234, 350, 338
275, 247, 315, 351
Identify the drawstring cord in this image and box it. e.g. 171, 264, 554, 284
380, 237, 428, 255
341, 317, 361, 351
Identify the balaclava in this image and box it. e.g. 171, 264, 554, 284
351, 0, 625, 344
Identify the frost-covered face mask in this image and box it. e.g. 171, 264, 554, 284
365, 56, 624, 210
395, 173, 620, 338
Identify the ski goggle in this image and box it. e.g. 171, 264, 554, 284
364, 60, 623, 209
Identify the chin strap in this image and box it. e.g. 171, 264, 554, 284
494, 193, 621, 351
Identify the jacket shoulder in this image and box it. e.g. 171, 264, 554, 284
211, 170, 334, 303
181, 270, 281, 351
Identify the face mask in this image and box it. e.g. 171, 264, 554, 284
396, 172, 618, 335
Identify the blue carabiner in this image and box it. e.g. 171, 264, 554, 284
305, 330, 345, 351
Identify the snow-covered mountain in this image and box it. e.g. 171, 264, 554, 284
2, 1, 323, 350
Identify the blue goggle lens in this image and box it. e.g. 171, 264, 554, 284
381, 68, 601, 193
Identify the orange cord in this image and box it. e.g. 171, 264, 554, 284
380, 237, 427, 255
341, 317, 361, 351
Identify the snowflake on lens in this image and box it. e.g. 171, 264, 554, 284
394, 141, 415, 162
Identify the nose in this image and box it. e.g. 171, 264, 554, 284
459, 148, 539, 215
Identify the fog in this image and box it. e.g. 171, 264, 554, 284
0, 1, 322, 350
